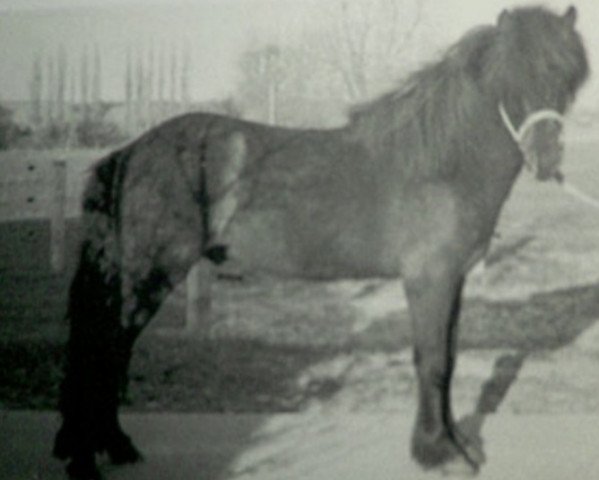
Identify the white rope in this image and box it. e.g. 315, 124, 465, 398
498, 102, 599, 212
498, 103, 520, 142
498, 102, 564, 143
561, 181, 599, 210
518, 109, 565, 140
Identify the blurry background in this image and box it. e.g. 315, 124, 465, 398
0, 0, 598, 148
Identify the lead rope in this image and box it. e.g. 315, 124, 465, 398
561, 181, 599, 209
498, 102, 599, 211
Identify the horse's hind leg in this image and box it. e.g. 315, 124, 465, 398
56, 256, 197, 479
100, 327, 143, 466
404, 265, 483, 473
53, 242, 134, 479
102, 234, 202, 462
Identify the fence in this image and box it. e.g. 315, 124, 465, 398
0, 153, 209, 331
0, 157, 87, 272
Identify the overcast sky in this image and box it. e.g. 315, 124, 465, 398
0, 0, 597, 107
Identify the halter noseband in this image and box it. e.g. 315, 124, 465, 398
498, 103, 564, 145
498, 102, 564, 174
499, 103, 599, 211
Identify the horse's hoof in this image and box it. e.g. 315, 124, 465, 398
106, 432, 143, 465
459, 438, 486, 468
440, 455, 479, 477
412, 429, 484, 475
66, 457, 102, 480
452, 424, 486, 466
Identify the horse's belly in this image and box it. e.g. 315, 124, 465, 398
225, 209, 298, 276
224, 207, 401, 280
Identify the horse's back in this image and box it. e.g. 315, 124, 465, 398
209, 119, 400, 279
93, 112, 490, 281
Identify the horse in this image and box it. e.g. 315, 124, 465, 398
53, 5, 588, 479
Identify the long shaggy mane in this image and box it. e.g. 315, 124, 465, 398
348, 6, 588, 180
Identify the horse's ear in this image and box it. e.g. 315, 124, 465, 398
563, 5, 577, 27
497, 9, 511, 29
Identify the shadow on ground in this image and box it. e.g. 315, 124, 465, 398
455, 352, 528, 460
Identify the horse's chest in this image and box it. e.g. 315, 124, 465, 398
384, 185, 483, 278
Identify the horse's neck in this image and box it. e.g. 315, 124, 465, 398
457, 127, 524, 234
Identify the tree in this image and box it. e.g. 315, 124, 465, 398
24, 44, 126, 149
75, 102, 125, 148
56, 45, 67, 124
125, 47, 133, 134
46, 53, 56, 124
134, 46, 145, 130
234, 0, 426, 127
92, 44, 102, 108
308, 0, 425, 102
0, 104, 22, 149
80, 47, 90, 122
66, 53, 78, 148
236, 44, 289, 124
146, 43, 155, 126
157, 46, 166, 121
29, 52, 43, 127
169, 45, 178, 116
180, 41, 191, 113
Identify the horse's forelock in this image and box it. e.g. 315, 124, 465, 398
485, 6, 588, 110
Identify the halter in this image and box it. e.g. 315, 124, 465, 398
498, 102, 599, 211
498, 103, 564, 144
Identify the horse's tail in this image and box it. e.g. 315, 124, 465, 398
67, 146, 128, 326
54, 147, 131, 463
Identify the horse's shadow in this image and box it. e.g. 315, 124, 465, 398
455, 351, 527, 456
455, 278, 599, 463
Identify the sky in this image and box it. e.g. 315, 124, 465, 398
0, 0, 598, 107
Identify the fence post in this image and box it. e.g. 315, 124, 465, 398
50, 160, 67, 274
185, 260, 213, 334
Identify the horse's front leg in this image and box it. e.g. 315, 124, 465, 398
404, 262, 483, 474
445, 279, 486, 467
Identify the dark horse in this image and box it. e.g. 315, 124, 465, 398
54, 6, 588, 479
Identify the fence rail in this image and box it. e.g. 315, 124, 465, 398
0, 152, 209, 330
0, 155, 97, 221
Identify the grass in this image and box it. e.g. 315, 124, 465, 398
0, 339, 64, 409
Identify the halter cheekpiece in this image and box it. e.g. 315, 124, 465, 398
498, 102, 564, 174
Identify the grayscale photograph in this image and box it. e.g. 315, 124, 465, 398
1, 0, 598, 479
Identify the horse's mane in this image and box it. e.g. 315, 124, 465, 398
347, 6, 588, 181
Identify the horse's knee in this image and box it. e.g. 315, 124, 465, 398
413, 347, 450, 388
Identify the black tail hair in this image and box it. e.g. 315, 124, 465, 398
54, 148, 130, 462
